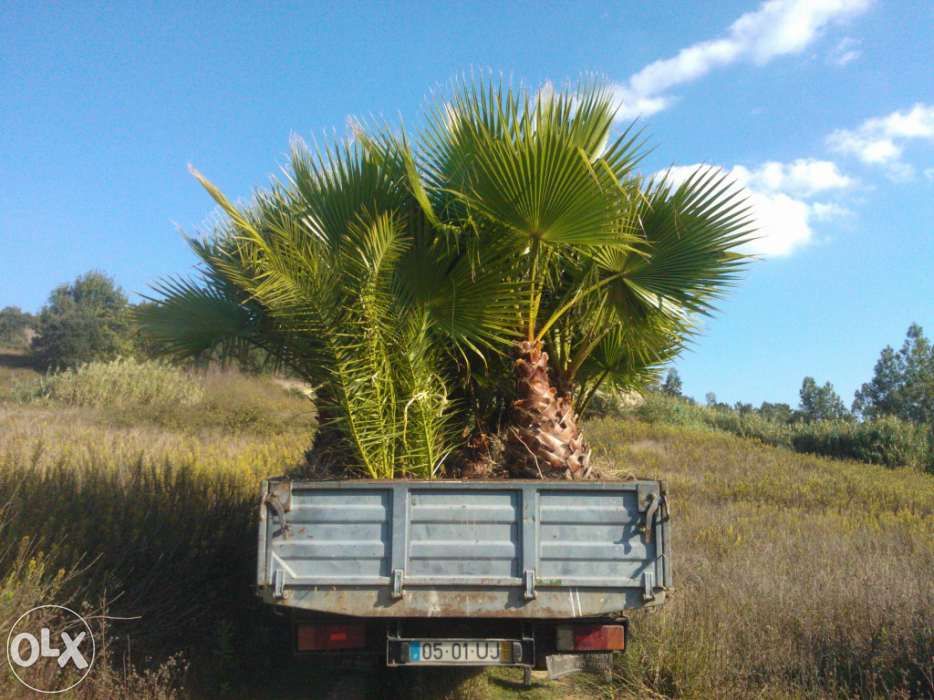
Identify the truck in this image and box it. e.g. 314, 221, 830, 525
257, 477, 670, 681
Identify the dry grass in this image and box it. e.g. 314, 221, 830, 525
10, 358, 316, 436
0, 374, 314, 698
0, 500, 190, 699
0, 367, 930, 698
587, 418, 934, 698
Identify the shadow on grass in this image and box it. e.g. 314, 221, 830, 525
0, 349, 41, 369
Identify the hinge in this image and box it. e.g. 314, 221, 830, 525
272, 568, 285, 600
391, 569, 404, 599
641, 492, 660, 543
642, 571, 655, 602
637, 482, 659, 511
268, 479, 292, 511
523, 569, 536, 600
264, 479, 292, 540
264, 493, 291, 539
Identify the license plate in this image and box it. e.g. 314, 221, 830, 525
406, 640, 513, 665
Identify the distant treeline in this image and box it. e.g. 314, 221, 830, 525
1, 271, 278, 373
591, 326, 934, 472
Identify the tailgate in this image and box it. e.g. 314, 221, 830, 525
258, 479, 670, 618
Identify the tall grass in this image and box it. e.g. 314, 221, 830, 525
0, 365, 317, 696
587, 419, 933, 698
15, 357, 204, 408
12, 359, 316, 436
0, 500, 190, 699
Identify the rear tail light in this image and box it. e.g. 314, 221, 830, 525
296, 623, 366, 651
556, 624, 625, 651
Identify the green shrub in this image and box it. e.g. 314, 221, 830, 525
635, 392, 707, 427
16, 357, 204, 408
10, 360, 316, 439
792, 415, 931, 470
31, 271, 134, 369
625, 392, 932, 470
703, 409, 795, 449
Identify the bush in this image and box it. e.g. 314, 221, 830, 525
11, 360, 316, 440
31, 271, 133, 369
584, 388, 645, 418
16, 358, 204, 409
625, 392, 933, 471
792, 415, 931, 470
635, 392, 708, 427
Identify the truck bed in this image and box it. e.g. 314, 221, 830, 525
257, 478, 670, 619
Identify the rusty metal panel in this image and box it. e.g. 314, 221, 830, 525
259, 479, 670, 619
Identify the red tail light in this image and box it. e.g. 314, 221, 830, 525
556, 624, 625, 651
296, 623, 366, 651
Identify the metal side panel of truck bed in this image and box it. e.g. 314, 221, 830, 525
257, 479, 670, 619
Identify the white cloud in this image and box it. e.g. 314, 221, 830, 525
827, 103, 934, 179
731, 158, 855, 196
924, 167, 934, 182
828, 37, 861, 66
657, 159, 854, 257
811, 201, 853, 220
612, 0, 873, 120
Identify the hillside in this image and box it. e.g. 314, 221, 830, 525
0, 368, 931, 698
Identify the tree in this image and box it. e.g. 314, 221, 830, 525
0, 306, 35, 348
798, 376, 849, 422
758, 401, 794, 424
661, 369, 683, 397
703, 391, 731, 411
853, 324, 934, 426
140, 78, 753, 479
32, 272, 132, 368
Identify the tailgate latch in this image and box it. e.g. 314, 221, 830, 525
523, 569, 536, 600
272, 568, 285, 600
391, 569, 404, 599
642, 571, 655, 602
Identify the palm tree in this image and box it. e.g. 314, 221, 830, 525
139, 77, 753, 480
140, 139, 517, 479
406, 80, 752, 477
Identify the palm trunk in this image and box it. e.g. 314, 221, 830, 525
505, 339, 592, 479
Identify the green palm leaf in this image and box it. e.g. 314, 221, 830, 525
594, 166, 755, 321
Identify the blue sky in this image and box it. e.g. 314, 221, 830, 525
1, 0, 931, 407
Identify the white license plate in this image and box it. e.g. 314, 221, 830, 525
407, 640, 513, 664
